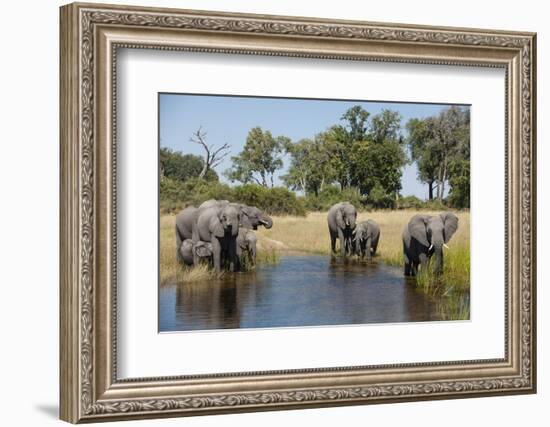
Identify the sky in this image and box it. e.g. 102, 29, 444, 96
159, 93, 468, 199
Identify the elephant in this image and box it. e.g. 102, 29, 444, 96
178, 239, 213, 266
402, 212, 459, 276
198, 199, 230, 210
199, 199, 273, 230
354, 219, 380, 260
327, 202, 357, 257
236, 228, 257, 270
238, 204, 273, 230
192, 205, 241, 272
175, 206, 199, 263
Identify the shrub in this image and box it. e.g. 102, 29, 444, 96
303, 185, 366, 211
160, 179, 306, 216
396, 195, 425, 210
233, 184, 306, 216
365, 183, 396, 209
159, 177, 234, 213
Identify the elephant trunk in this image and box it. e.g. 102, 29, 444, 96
229, 220, 239, 237
433, 243, 444, 275
260, 215, 273, 229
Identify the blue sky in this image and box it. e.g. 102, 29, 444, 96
159, 93, 467, 199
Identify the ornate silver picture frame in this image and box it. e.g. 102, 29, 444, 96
60, 2, 536, 423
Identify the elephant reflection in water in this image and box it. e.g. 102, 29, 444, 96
174, 273, 260, 330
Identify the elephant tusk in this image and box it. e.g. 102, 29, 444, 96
443, 243, 450, 249
428, 244, 433, 251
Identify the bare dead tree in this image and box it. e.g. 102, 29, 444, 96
190, 126, 231, 179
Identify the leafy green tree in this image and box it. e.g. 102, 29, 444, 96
406, 106, 470, 206
370, 109, 402, 145
447, 159, 470, 208
407, 118, 440, 200
282, 133, 337, 196
159, 148, 218, 182
225, 127, 290, 187
327, 106, 405, 199
349, 138, 406, 197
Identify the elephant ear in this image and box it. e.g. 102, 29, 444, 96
441, 212, 459, 243
336, 207, 345, 229
408, 215, 430, 247
209, 214, 225, 238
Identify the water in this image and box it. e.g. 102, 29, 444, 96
159, 256, 443, 332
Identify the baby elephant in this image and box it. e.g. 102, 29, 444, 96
236, 228, 257, 270
179, 239, 213, 266
354, 220, 380, 260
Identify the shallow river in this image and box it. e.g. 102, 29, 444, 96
159, 255, 448, 332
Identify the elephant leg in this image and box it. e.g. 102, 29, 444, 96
211, 238, 221, 272
364, 238, 372, 261
403, 253, 411, 276
235, 246, 243, 272
175, 228, 183, 264
227, 239, 237, 272
330, 233, 337, 255
337, 229, 345, 257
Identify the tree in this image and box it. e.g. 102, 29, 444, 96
406, 106, 470, 206
282, 133, 337, 196
407, 118, 440, 200
326, 106, 405, 197
225, 127, 290, 187
349, 138, 406, 197
190, 127, 231, 179
159, 148, 218, 182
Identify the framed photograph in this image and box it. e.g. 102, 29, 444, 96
60, 2, 537, 423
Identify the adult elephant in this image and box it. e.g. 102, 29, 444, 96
175, 206, 198, 263
199, 199, 273, 230
402, 212, 459, 276
192, 205, 240, 272
198, 199, 230, 210
354, 219, 380, 260
236, 228, 257, 270
327, 202, 357, 257
178, 239, 213, 266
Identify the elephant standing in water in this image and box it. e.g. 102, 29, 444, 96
236, 228, 257, 270
402, 212, 459, 276
192, 205, 241, 272
354, 219, 380, 260
327, 202, 357, 257
178, 239, 213, 266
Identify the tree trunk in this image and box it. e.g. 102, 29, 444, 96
428, 180, 434, 200
440, 161, 447, 200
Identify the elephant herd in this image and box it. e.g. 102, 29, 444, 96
175, 199, 459, 277
175, 199, 272, 272
327, 202, 459, 276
